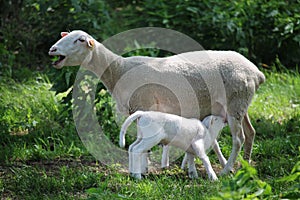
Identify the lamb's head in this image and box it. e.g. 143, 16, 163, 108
49, 30, 95, 69
202, 115, 226, 135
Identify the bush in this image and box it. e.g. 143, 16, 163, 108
1, 0, 299, 74
0, 0, 117, 73
110, 0, 300, 69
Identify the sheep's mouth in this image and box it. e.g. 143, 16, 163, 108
51, 55, 66, 66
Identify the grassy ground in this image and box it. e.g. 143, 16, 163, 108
0, 69, 299, 199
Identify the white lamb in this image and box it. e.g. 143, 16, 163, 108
49, 30, 265, 174
119, 111, 226, 180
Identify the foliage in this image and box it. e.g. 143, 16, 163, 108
215, 159, 272, 200
1, 0, 299, 75
109, 0, 300, 68
0, 0, 115, 71
277, 157, 300, 199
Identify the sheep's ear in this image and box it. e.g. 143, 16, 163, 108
61, 32, 69, 38
87, 39, 95, 49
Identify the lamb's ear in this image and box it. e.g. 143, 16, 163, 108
61, 32, 69, 38
87, 39, 95, 49
208, 116, 214, 127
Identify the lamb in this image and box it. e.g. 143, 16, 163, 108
119, 111, 226, 180
48, 30, 265, 174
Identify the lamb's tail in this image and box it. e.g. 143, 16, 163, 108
119, 111, 144, 148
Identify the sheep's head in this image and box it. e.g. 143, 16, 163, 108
49, 30, 95, 69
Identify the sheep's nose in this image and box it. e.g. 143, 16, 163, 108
49, 46, 57, 53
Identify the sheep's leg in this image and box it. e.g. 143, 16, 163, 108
186, 153, 198, 178
221, 116, 245, 175
130, 136, 163, 179
212, 139, 227, 168
181, 153, 188, 169
161, 145, 170, 168
192, 140, 217, 181
242, 113, 255, 163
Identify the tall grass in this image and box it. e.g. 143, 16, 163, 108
0, 75, 87, 163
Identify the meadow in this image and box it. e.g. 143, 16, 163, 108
0, 68, 299, 199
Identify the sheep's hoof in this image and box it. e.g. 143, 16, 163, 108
161, 166, 170, 171
142, 167, 148, 174
220, 168, 235, 176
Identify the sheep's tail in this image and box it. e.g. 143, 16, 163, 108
254, 70, 266, 90
257, 70, 266, 85
119, 111, 144, 148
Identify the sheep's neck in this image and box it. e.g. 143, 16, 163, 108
86, 42, 124, 93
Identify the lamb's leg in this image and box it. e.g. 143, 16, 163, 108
192, 141, 217, 181
130, 136, 163, 179
212, 139, 227, 168
128, 133, 143, 175
128, 139, 142, 176
181, 153, 188, 169
186, 153, 198, 178
161, 145, 169, 168
242, 113, 255, 163
128, 123, 149, 174
221, 115, 245, 175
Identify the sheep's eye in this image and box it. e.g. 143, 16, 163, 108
74, 36, 86, 44
78, 37, 85, 42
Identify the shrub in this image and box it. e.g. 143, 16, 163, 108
214, 159, 273, 200
109, 0, 300, 69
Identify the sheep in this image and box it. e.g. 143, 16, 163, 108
48, 30, 265, 174
119, 111, 227, 180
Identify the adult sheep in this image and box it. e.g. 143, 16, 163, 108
49, 30, 265, 174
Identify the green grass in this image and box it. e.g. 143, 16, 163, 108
0, 76, 87, 163
0, 69, 299, 199
250, 71, 300, 176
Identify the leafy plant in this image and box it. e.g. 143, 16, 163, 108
215, 159, 273, 200
277, 155, 300, 199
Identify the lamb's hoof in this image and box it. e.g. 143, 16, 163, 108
130, 173, 142, 180
188, 171, 199, 179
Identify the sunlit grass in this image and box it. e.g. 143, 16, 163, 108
0, 75, 87, 163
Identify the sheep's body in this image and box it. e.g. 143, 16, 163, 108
119, 111, 226, 180
49, 30, 265, 174
116, 51, 263, 119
